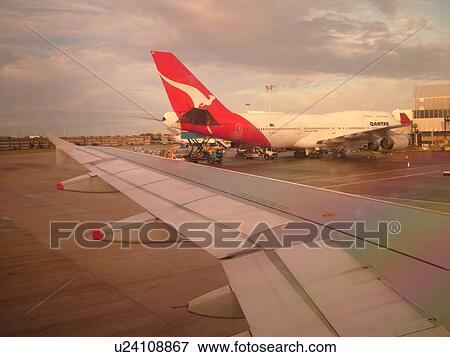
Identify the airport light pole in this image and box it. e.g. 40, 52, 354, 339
444, 116, 449, 140
265, 84, 275, 112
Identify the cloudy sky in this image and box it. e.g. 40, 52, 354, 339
0, 0, 449, 135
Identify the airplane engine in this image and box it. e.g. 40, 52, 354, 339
368, 140, 380, 151
380, 135, 410, 151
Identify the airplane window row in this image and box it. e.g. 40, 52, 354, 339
244, 127, 336, 131
244, 127, 301, 131
241, 126, 369, 132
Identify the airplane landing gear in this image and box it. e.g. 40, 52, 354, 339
293, 149, 306, 159
332, 149, 346, 159
294, 149, 323, 159
308, 150, 323, 159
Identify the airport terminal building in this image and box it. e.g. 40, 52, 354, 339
412, 83, 450, 147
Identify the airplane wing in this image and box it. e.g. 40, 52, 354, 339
317, 126, 409, 145
47, 134, 450, 336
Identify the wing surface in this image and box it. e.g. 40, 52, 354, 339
47, 134, 450, 336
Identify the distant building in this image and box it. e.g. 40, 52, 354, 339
0, 133, 176, 151
413, 83, 450, 147
60, 133, 176, 147
0, 136, 54, 150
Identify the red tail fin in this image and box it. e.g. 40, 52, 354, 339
400, 112, 412, 125
150, 51, 270, 147
151, 51, 230, 118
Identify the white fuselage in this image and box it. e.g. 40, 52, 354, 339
164, 110, 402, 149
241, 110, 399, 148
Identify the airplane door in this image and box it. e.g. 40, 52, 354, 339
235, 123, 242, 138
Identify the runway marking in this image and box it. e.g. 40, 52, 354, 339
323, 170, 443, 189
305, 163, 450, 183
363, 195, 450, 206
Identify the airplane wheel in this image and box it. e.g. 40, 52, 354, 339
308, 152, 322, 159
293, 150, 306, 159
332, 150, 345, 159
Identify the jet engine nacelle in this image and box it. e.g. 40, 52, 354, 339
380, 135, 410, 151
368, 140, 380, 151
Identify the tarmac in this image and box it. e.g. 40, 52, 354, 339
222, 150, 450, 214
0, 149, 449, 336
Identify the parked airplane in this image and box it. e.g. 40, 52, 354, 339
152, 51, 412, 158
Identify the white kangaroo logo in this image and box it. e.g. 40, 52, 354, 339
159, 72, 216, 108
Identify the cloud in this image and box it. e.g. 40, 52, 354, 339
368, 0, 399, 16
0, 0, 448, 134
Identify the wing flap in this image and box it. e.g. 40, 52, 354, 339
276, 241, 437, 336
222, 251, 335, 336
